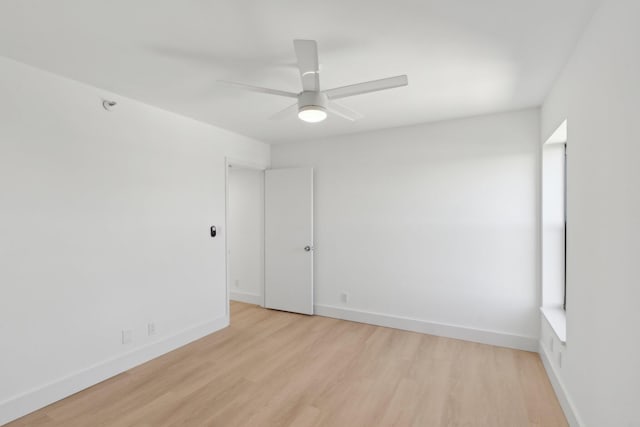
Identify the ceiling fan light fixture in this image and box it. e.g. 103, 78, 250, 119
298, 105, 327, 123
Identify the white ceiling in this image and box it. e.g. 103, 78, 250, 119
0, 0, 600, 144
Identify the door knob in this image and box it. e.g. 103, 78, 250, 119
304, 246, 313, 252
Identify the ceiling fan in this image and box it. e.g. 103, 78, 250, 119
219, 40, 408, 123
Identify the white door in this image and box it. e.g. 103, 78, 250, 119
265, 168, 314, 315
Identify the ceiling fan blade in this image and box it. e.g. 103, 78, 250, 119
327, 101, 364, 121
269, 102, 299, 120
324, 75, 408, 100
218, 80, 298, 98
293, 39, 320, 92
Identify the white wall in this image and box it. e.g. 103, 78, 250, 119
228, 167, 264, 305
0, 56, 269, 424
539, 1, 640, 425
272, 109, 541, 350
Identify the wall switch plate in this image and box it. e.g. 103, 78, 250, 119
341, 292, 349, 303
148, 322, 156, 336
122, 329, 133, 345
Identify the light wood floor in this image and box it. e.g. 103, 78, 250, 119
8, 302, 566, 427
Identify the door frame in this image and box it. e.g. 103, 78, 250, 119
224, 157, 268, 319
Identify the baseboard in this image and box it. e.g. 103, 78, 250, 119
539, 341, 583, 427
230, 291, 263, 306
314, 304, 538, 352
0, 315, 229, 426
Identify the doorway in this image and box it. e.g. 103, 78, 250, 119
226, 161, 266, 315
226, 161, 315, 320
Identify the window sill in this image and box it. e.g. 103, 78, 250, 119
540, 306, 566, 344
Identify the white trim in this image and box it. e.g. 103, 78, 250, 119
230, 291, 263, 306
225, 158, 230, 319
314, 304, 537, 352
0, 315, 229, 426
539, 341, 583, 427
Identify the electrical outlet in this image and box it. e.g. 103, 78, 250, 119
122, 329, 133, 345
148, 322, 156, 336
341, 292, 349, 303
558, 351, 563, 368
234, 279, 240, 288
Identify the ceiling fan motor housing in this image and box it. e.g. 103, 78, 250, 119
298, 91, 328, 112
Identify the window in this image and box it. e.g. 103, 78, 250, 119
541, 120, 567, 342
542, 120, 567, 311
563, 143, 567, 310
